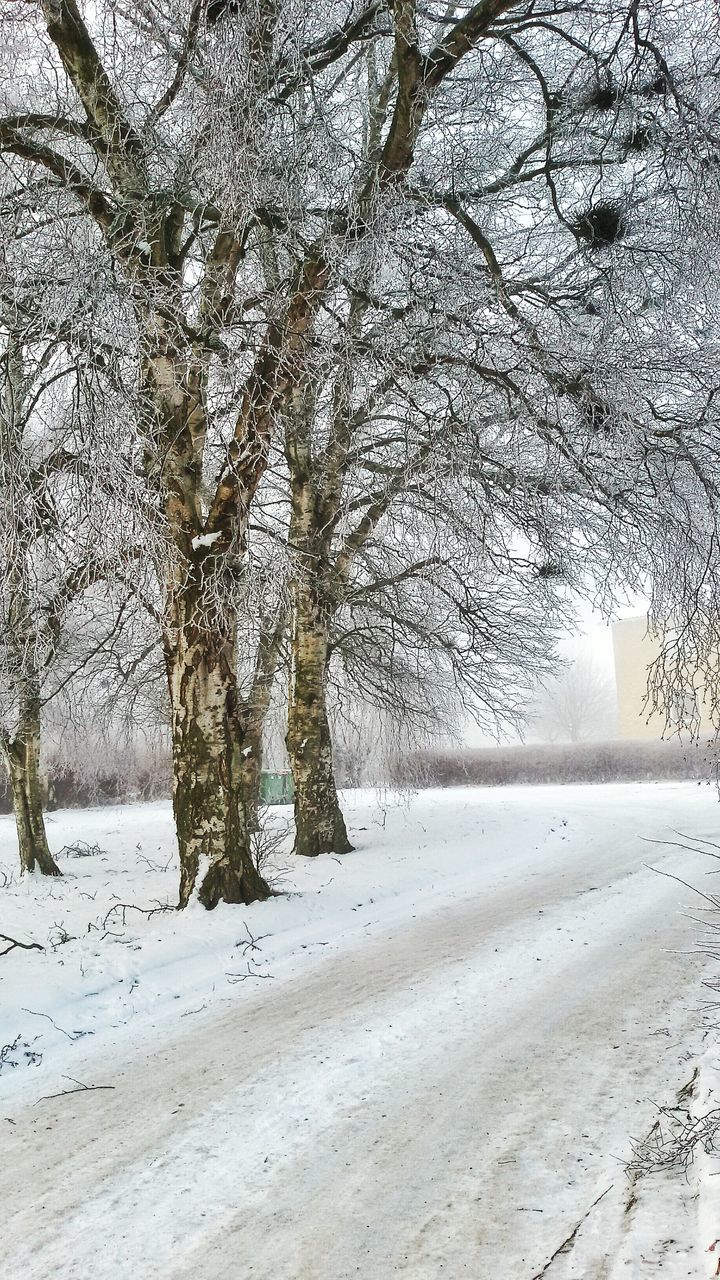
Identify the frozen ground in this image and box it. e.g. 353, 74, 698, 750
1, 782, 720, 1277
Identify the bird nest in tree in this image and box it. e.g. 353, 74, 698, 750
535, 561, 563, 580
623, 126, 653, 152
639, 73, 667, 97
580, 79, 622, 112
572, 201, 627, 247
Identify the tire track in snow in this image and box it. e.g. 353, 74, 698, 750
2, 850, 705, 1279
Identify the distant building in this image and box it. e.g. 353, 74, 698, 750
612, 615, 716, 739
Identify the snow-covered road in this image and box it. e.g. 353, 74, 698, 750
1, 785, 718, 1277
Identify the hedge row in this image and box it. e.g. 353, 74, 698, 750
0, 756, 171, 815
389, 738, 713, 788
0, 738, 713, 817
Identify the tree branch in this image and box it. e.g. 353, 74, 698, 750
0, 933, 44, 958
40, 0, 147, 197
0, 125, 115, 230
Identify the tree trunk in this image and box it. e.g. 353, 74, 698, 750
286, 584, 353, 857
238, 724, 263, 833
165, 583, 271, 910
237, 608, 288, 830
3, 703, 61, 877
137, 306, 272, 909
285, 394, 352, 858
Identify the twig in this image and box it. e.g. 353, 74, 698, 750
181, 1003, 208, 1017
0, 1034, 42, 1070
100, 900, 173, 932
135, 845, 174, 874
643, 832, 720, 869
673, 829, 720, 854
49, 923, 76, 948
530, 1185, 612, 1278
21, 1008, 82, 1040
643, 863, 720, 909
226, 966, 275, 983
0, 932, 44, 957
234, 922, 270, 955
37, 1083, 115, 1104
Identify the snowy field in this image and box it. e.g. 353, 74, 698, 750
2, 782, 720, 1277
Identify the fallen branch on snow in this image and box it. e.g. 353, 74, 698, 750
0, 932, 44, 957
21, 1008, 89, 1041
0, 1034, 43, 1071
530, 1185, 612, 1278
37, 1077, 115, 1104
57, 840, 106, 859
234, 922, 270, 955
99, 900, 173, 932
226, 965, 275, 983
625, 1068, 719, 1180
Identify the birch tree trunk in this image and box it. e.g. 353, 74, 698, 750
286, 577, 353, 857
237, 731, 263, 833
285, 392, 353, 857
165, 580, 270, 909
2, 700, 61, 877
138, 297, 277, 906
237, 612, 286, 830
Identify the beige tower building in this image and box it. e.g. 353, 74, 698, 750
612, 615, 716, 740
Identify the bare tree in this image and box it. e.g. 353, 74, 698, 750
0, 299, 133, 875
532, 656, 616, 744
4, 0, 591, 904
1, 0, 718, 899
0, 322, 63, 875
274, 0, 720, 850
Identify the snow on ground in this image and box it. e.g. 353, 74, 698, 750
2, 781, 720, 1277
0, 781, 711, 1107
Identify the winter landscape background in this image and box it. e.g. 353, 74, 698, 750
3, 0, 720, 1276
